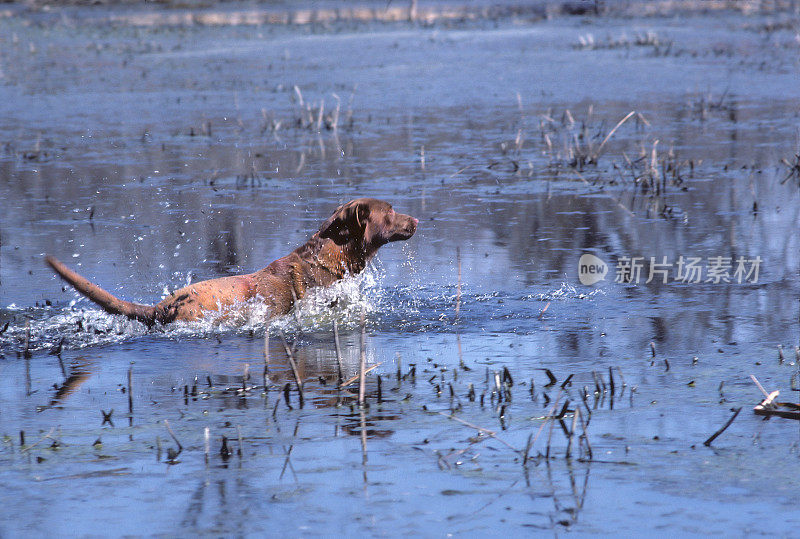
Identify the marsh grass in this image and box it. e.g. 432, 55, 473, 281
539, 108, 643, 171
574, 31, 673, 55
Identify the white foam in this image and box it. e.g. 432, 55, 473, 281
526, 282, 606, 301
0, 263, 387, 354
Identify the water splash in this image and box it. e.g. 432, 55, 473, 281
0, 306, 149, 355
280, 262, 385, 332
0, 273, 608, 355
526, 282, 606, 301
0, 264, 387, 355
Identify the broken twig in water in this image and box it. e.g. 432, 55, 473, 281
279, 330, 304, 406
20, 427, 55, 453
538, 301, 550, 320
750, 374, 771, 399
437, 411, 519, 453
340, 361, 385, 388
703, 407, 742, 447
163, 419, 183, 453
752, 375, 800, 420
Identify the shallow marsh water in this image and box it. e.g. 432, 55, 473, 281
1, 2, 800, 535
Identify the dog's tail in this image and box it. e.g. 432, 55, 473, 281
45, 255, 158, 326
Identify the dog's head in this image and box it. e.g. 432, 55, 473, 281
319, 198, 417, 250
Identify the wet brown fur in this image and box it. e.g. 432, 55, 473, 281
46, 198, 417, 326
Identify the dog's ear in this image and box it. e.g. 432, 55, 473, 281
318, 212, 350, 244
319, 201, 370, 245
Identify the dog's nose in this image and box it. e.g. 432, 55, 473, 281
413, 218, 419, 225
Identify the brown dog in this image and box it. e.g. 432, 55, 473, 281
46, 198, 417, 326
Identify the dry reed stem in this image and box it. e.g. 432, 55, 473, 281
750, 374, 770, 399
279, 330, 305, 405
358, 311, 367, 406
20, 427, 55, 453
163, 419, 183, 452
340, 361, 385, 388
592, 110, 636, 160
332, 319, 344, 384
127, 364, 133, 414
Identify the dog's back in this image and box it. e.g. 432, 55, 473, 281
47, 198, 417, 325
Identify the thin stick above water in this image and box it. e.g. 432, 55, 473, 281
358, 310, 367, 407
750, 374, 770, 399
703, 407, 742, 447
332, 319, 344, 385
340, 361, 384, 388
280, 330, 305, 406
127, 364, 133, 415
20, 427, 55, 453
204, 427, 210, 464
163, 419, 183, 453
592, 110, 636, 161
